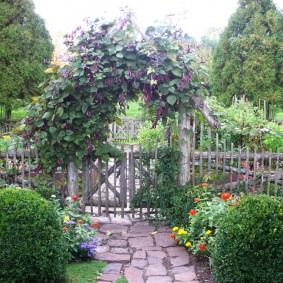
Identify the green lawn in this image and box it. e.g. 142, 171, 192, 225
123, 101, 143, 118
65, 261, 128, 283
275, 111, 283, 121
11, 107, 28, 119
65, 261, 107, 283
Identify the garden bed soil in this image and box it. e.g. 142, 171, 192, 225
192, 254, 214, 283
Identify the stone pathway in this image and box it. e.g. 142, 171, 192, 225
91, 215, 199, 283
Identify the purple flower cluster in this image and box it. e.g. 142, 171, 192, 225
80, 238, 97, 257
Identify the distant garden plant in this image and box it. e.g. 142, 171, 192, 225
63, 195, 99, 261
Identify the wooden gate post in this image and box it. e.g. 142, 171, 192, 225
67, 161, 78, 197
178, 105, 190, 185
81, 157, 90, 213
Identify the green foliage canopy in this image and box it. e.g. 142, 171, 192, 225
210, 0, 283, 105
0, 0, 53, 109
21, 15, 208, 172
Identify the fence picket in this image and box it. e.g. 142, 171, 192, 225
237, 146, 241, 192
267, 149, 272, 195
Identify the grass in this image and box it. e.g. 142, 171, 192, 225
115, 275, 128, 283
11, 107, 28, 119
123, 101, 143, 118
65, 261, 107, 283
65, 261, 128, 283
275, 111, 283, 121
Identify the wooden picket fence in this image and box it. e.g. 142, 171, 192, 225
109, 118, 144, 140
0, 118, 282, 218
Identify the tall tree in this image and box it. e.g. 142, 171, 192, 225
210, 0, 283, 106
0, 0, 53, 118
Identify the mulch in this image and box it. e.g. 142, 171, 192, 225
191, 254, 215, 283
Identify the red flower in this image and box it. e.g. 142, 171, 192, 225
91, 222, 99, 228
72, 195, 79, 201
170, 233, 176, 238
221, 192, 230, 201
175, 238, 180, 243
199, 243, 206, 251
189, 209, 197, 216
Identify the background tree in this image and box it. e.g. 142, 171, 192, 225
0, 0, 53, 119
210, 0, 283, 106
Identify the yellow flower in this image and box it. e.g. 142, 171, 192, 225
63, 216, 70, 222
178, 228, 185, 235
205, 230, 212, 235
200, 237, 204, 240
172, 226, 179, 232
2, 135, 10, 140
185, 241, 192, 247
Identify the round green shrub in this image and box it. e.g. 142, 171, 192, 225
0, 188, 67, 282
212, 194, 283, 283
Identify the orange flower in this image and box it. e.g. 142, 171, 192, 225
201, 183, 208, 187
194, 197, 200, 203
77, 219, 84, 224
72, 195, 79, 201
170, 233, 176, 238
91, 222, 99, 228
63, 227, 70, 231
221, 192, 230, 200
199, 243, 206, 250
189, 209, 197, 216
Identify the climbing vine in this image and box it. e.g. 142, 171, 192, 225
21, 13, 208, 172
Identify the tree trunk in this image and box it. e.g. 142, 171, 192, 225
178, 105, 190, 185
81, 157, 90, 213
5, 106, 11, 120
67, 161, 78, 197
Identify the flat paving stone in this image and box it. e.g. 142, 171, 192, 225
141, 246, 163, 251
99, 223, 129, 234
174, 271, 198, 281
166, 246, 189, 258
129, 222, 155, 234
171, 265, 195, 275
131, 259, 148, 269
110, 215, 132, 225
128, 236, 154, 248
133, 250, 146, 259
147, 256, 163, 265
110, 247, 129, 254
170, 256, 190, 267
99, 273, 121, 282
145, 264, 167, 276
95, 252, 130, 263
146, 276, 173, 283
154, 233, 175, 248
124, 266, 144, 283
102, 263, 123, 274
147, 250, 166, 258
109, 239, 128, 247
96, 245, 110, 253
157, 226, 172, 233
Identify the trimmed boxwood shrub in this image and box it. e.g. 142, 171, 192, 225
212, 194, 283, 283
0, 188, 67, 282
